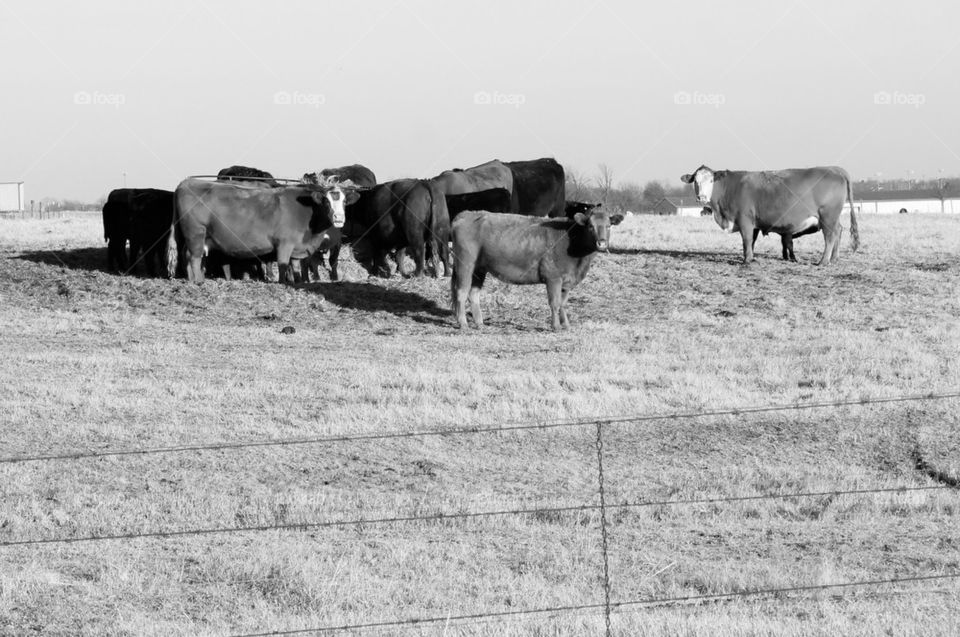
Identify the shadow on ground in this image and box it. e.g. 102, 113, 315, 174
303, 280, 449, 321
16, 247, 165, 277
610, 247, 739, 263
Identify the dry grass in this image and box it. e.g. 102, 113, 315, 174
0, 211, 958, 636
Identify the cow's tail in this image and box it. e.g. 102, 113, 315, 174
846, 173, 860, 252
166, 196, 179, 278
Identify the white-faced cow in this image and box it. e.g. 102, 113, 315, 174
451, 209, 622, 330
298, 165, 377, 281
680, 165, 859, 265
168, 178, 354, 283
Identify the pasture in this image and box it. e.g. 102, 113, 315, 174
1, 211, 959, 636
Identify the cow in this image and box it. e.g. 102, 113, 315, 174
310, 164, 377, 189
102, 188, 174, 276
168, 178, 352, 283
681, 165, 860, 265
450, 209, 621, 330
564, 201, 602, 217
431, 160, 514, 198
299, 164, 377, 281
445, 188, 513, 221
217, 165, 279, 187
505, 158, 566, 217
348, 178, 449, 278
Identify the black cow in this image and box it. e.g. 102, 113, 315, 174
348, 178, 449, 278
445, 188, 513, 220
681, 165, 860, 265
564, 201, 602, 217
169, 178, 352, 283
102, 188, 174, 276
451, 209, 621, 330
505, 158, 566, 217
217, 165, 279, 187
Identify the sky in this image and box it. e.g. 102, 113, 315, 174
1, 0, 958, 201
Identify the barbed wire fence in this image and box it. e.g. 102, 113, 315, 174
1, 391, 959, 635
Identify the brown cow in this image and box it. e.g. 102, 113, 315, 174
450, 209, 621, 330
169, 178, 353, 283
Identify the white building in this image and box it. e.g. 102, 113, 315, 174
847, 189, 960, 214
0, 182, 25, 212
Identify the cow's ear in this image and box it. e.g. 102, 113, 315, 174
310, 191, 327, 205
345, 189, 360, 206
573, 212, 588, 226
611, 213, 624, 226
680, 173, 694, 183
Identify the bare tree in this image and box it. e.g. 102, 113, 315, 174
565, 167, 589, 201
595, 163, 614, 204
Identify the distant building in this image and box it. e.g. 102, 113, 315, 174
849, 189, 960, 214
0, 182, 25, 212
652, 197, 704, 217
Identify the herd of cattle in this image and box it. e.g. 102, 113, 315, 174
101, 159, 859, 329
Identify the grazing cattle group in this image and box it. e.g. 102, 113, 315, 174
101, 157, 860, 330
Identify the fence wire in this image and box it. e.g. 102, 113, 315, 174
2, 391, 957, 465
226, 572, 960, 636
2, 390, 958, 635
0, 484, 952, 549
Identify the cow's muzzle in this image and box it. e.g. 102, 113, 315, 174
597, 239, 608, 251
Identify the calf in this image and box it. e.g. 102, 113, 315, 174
451, 209, 620, 330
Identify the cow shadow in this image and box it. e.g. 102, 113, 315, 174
302, 280, 450, 321
17, 247, 113, 274
609, 247, 737, 263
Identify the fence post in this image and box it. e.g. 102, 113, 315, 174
594, 421, 612, 636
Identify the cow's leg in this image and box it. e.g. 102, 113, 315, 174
328, 244, 340, 281
276, 245, 295, 284
186, 250, 204, 283
739, 223, 757, 264
393, 248, 406, 277
107, 238, 120, 272
451, 257, 472, 329
427, 239, 441, 278
559, 288, 572, 328
375, 251, 392, 278
185, 233, 206, 283
409, 240, 426, 278
818, 224, 839, 266
546, 279, 563, 330
469, 268, 486, 328
144, 244, 158, 277
751, 228, 760, 253
290, 258, 303, 283
440, 240, 451, 277
781, 235, 795, 262
222, 262, 233, 281
831, 225, 843, 263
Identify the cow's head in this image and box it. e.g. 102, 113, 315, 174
681, 165, 735, 232
680, 165, 716, 205
300, 171, 364, 206
569, 208, 622, 256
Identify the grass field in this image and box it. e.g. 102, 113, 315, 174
1, 211, 959, 636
